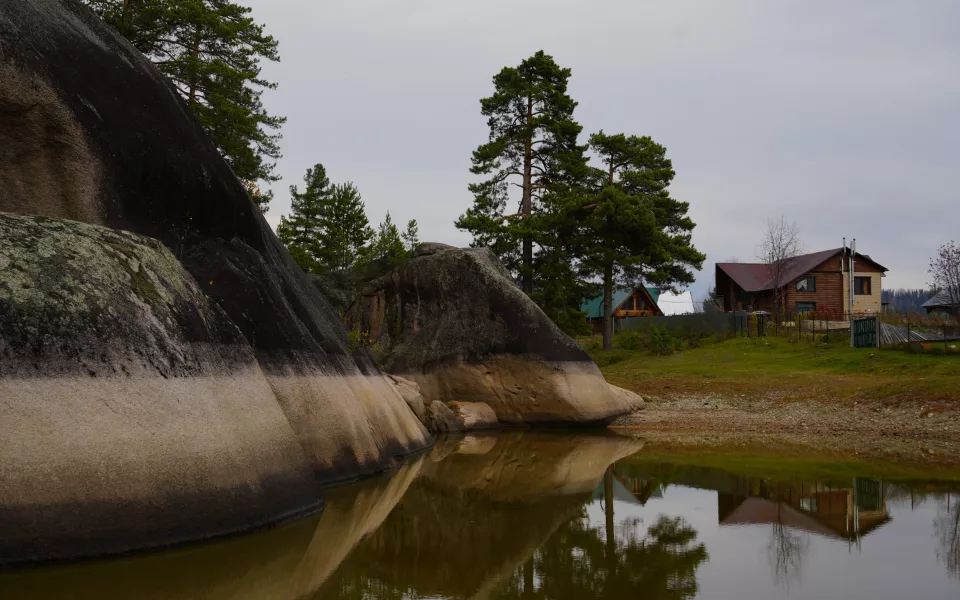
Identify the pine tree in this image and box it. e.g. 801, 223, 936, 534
82, 0, 284, 211
276, 164, 332, 274
402, 219, 420, 252
581, 132, 705, 349
456, 50, 589, 294
366, 212, 407, 267
315, 183, 373, 273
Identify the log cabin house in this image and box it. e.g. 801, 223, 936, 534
582, 286, 663, 335
715, 248, 887, 317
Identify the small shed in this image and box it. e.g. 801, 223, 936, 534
922, 290, 958, 316
582, 286, 663, 334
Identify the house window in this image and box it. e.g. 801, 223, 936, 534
796, 302, 816, 313
855, 277, 872, 295
795, 276, 816, 293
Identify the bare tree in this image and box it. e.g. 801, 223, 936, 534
935, 492, 960, 578
768, 506, 809, 589
930, 241, 960, 316
757, 217, 803, 320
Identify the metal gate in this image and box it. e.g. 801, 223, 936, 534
853, 317, 877, 348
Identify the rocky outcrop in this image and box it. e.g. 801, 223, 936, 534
350, 243, 634, 425
0, 213, 321, 564
610, 384, 646, 411
427, 401, 466, 433
449, 402, 500, 429
0, 0, 429, 563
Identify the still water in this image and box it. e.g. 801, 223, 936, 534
2, 431, 959, 599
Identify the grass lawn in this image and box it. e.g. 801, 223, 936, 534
585, 334, 960, 403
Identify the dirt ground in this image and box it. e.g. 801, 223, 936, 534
612, 395, 960, 467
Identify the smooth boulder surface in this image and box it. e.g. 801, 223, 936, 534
0, 2, 428, 477
0, 213, 321, 564
0, 0, 429, 562
449, 401, 500, 429
352, 243, 634, 424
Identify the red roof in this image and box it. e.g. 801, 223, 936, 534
717, 248, 887, 293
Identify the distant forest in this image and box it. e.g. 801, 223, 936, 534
883, 288, 933, 313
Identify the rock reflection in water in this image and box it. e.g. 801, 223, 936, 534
0, 456, 423, 600
320, 430, 661, 599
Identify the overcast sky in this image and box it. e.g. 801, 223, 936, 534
246, 0, 958, 298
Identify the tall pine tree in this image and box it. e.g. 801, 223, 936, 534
456, 50, 588, 295
82, 0, 284, 212
580, 132, 705, 349
366, 212, 407, 267
316, 183, 373, 273
277, 164, 332, 274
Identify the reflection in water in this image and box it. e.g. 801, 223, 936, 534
936, 493, 960, 578
3, 433, 960, 599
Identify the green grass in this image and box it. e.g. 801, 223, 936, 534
585, 333, 960, 402
618, 445, 960, 484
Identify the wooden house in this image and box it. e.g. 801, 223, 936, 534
582, 286, 663, 334
715, 248, 887, 317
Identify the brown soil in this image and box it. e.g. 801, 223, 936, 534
612, 394, 960, 466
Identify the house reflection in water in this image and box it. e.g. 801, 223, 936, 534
717, 478, 890, 547
612, 465, 890, 546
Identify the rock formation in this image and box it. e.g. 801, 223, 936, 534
0, 0, 428, 563
348, 243, 635, 425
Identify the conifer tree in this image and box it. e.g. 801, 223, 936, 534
402, 219, 420, 252
580, 132, 705, 349
277, 164, 332, 274
316, 183, 373, 273
82, 0, 284, 211
456, 50, 588, 294
366, 212, 407, 267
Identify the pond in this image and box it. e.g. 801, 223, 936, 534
2, 431, 959, 599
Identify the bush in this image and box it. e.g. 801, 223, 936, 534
649, 325, 675, 356
616, 330, 645, 351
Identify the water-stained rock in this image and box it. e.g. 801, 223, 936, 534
0, 213, 321, 564
351, 243, 634, 425
0, 0, 429, 563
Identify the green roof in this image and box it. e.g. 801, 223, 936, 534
581, 286, 660, 319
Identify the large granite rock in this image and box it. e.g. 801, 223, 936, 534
351, 243, 634, 425
0, 213, 321, 563
0, 0, 429, 562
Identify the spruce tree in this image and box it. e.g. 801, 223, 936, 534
316, 183, 373, 273
277, 164, 332, 274
456, 50, 588, 294
82, 0, 284, 211
580, 132, 705, 350
366, 212, 407, 267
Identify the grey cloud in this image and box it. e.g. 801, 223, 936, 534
246, 0, 959, 297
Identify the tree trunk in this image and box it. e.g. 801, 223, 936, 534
120, 0, 132, 36
523, 556, 534, 599
604, 466, 616, 574
188, 26, 202, 105
603, 261, 614, 350
521, 96, 534, 295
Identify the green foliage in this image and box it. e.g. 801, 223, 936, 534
83, 0, 285, 207
317, 183, 374, 273
649, 325, 676, 356
278, 165, 372, 274
617, 330, 645, 351
365, 212, 407, 268
402, 219, 420, 252
277, 164, 332, 274
456, 50, 589, 295
579, 132, 705, 349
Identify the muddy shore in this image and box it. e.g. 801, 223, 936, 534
612, 395, 960, 468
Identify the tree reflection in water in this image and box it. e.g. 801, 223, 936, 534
935, 492, 960, 579
492, 511, 708, 599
